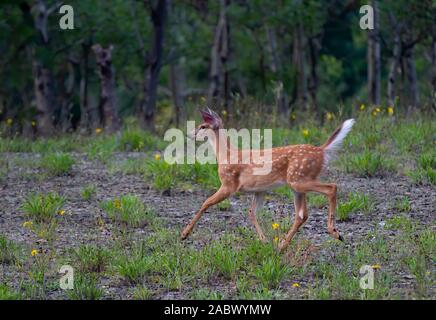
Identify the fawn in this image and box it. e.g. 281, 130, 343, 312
181, 108, 355, 251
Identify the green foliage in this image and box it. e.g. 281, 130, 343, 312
190, 288, 224, 300
132, 285, 153, 300
254, 255, 292, 289
81, 185, 97, 202
204, 240, 244, 280
114, 243, 154, 284
21, 192, 65, 224
393, 197, 411, 213
100, 195, 156, 228
217, 198, 231, 211
73, 245, 111, 273
0, 235, 18, 265
144, 159, 220, 192
119, 128, 165, 151
68, 274, 103, 300
40, 153, 75, 176
0, 283, 21, 300
337, 192, 374, 221
342, 150, 396, 177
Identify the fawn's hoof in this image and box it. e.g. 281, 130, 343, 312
180, 231, 189, 240
258, 234, 267, 243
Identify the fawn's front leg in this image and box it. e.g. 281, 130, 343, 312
248, 192, 267, 242
181, 186, 231, 240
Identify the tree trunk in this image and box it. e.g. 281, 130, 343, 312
207, 0, 230, 110
431, 30, 436, 112
79, 40, 92, 132
92, 44, 120, 132
404, 45, 419, 109
58, 59, 75, 133
169, 62, 184, 127
32, 59, 55, 136
292, 22, 307, 110
266, 26, 287, 115
308, 36, 321, 115
367, 0, 381, 105
387, 22, 401, 107
141, 0, 168, 132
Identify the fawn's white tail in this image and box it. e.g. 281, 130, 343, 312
322, 119, 355, 163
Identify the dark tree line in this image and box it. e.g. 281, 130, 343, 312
0, 0, 435, 136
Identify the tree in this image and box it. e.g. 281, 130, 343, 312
141, 0, 168, 132
92, 44, 121, 132
367, 0, 381, 105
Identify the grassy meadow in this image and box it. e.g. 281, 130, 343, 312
0, 105, 435, 300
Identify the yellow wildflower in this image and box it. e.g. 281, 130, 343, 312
292, 283, 300, 288
114, 198, 121, 209
290, 113, 296, 120
387, 107, 394, 115
31, 249, 38, 257
326, 112, 334, 121
360, 104, 365, 111
272, 223, 280, 230
273, 236, 279, 242
23, 221, 33, 228
200, 96, 206, 103
371, 264, 381, 270
58, 210, 65, 216
372, 110, 378, 117
95, 128, 102, 134
31, 121, 36, 127
154, 153, 161, 161
221, 110, 228, 117
375, 107, 381, 113
302, 129, 309, 137
6, 118, 13, 125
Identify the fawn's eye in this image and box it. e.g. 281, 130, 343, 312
199, 125, 206, 129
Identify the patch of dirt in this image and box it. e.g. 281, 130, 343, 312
0, 153, 435, 299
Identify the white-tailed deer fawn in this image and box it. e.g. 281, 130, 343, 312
181, 108, 355, 252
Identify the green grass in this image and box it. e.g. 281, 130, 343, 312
190, 288, 224, 300
337, 192, 374, 221
144, 160, 220, 192
393, 197, 411, 212
110, 158, 148, 175
254, 255, 292, 289
0, 283, 22, 300
21, 192, 65, 224
67, 273, 103, 300
114, 242, 154, 284
132, 285, 154, 300
204, 240, 245, 280
40, 153, 75, 176
100, 195, 156, 228
0, 235, 18, 265
217, 198, 231, 211
81, 185, 97, 201
73, 245, 111, 273
407, 151, 436, 185
341, 150, 396, 177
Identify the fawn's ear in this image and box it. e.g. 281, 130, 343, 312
200, 108, 222, 129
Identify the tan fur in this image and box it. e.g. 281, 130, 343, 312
181, 109, 351, 251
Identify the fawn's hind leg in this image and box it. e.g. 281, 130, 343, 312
181, 186, 232, 240
278, 192, 308, 252
248, 192, 266, 242
290, 180, 343, 242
